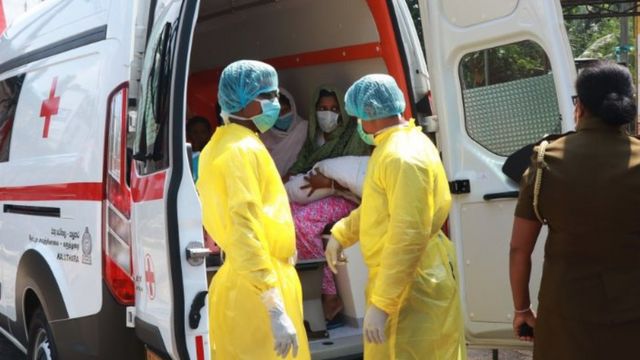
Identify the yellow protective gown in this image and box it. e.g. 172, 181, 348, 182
197, 123, 310, 360
332, 122, 466, 360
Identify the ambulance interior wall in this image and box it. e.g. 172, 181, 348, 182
190, 0, 387, 112
189, 0, 386, 321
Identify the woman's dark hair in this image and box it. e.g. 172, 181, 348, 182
316, 89, 338, 106
576, 61, 637, 126
187, 116, 211, 132
279, 92, 291, 107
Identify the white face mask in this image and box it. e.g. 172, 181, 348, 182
316, 111, 340, 133
220, 112, 231, 125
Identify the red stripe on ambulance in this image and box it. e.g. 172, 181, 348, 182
130, 170, 166, 203
0, 182, 103, 201
195, 335, 205, 360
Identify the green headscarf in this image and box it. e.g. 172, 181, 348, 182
287, 85, 371, 175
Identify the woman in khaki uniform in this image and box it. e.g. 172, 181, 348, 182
510, 61, 640, 359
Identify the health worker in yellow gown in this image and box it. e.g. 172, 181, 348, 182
197, 60, 310, 359
326, 74, 467, 360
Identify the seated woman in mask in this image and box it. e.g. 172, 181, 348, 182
287, 85, 371, 324
287, 85, 370, 176
260, 88, 308, 177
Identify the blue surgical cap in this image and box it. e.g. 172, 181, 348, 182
218, 60, 279, 113
345, 74, 406, 121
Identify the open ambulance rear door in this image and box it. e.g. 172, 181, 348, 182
131, 1, 210, 359
419, 0, 576, 347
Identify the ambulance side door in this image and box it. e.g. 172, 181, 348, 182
418, 0, 576, 346
131, 1, 209, 359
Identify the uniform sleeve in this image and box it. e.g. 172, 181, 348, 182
370, 158, 435, 314
514, 153, 539, 221
331, 206, 361, 249
217, 148, 278, 293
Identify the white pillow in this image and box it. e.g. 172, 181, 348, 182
314, 156, 369, 197
285, 156, 370, 205
285, 174, 335, 204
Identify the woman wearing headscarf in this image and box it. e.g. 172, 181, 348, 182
287, 85, 371, 323
510, 61, 640, 359
261, 88, 308, 177
287, 85, 370, 176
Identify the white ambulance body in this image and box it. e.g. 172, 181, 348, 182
0, 1, 209, 359
0, 0, 576, 359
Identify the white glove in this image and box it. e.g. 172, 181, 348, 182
261, 288, 299, 358
324, 235, 347, 274
363, 305, 389, 344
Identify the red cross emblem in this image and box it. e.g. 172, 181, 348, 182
39, 77, 60, 138
144, 254, 156, 300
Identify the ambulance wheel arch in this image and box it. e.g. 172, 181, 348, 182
15, 250, 68, 346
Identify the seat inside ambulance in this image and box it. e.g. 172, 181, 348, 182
185, 0, 424, 348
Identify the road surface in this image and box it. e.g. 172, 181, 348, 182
1, 330, 533, 360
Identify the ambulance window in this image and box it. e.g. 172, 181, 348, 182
458, 40, 561, 157
134, 23, 176, 174
0, 74, 25, 162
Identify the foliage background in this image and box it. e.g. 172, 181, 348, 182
404, 0, 637, 84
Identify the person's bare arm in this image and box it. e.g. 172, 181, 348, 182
300, 170, 346, 196
509, 216, 542, 341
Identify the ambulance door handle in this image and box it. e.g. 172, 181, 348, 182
483, 191, 519, 201
186, 242, 212, 266
188, 291, 208, 329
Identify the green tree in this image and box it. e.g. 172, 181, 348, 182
405, 1, 636, 84
564, 5, 635, 76
406, 0, 424, 47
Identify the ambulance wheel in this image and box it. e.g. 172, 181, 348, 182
27, 307, 58, 360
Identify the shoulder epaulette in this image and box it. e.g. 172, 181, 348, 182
534, 131, 575, 146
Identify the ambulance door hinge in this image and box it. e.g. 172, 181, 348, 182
126, 306, 136, 328
189, 291, 208, 329
449, 179, 471, 194
418, 115, 439, 133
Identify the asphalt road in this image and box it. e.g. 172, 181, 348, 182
468, 349, 532, 359
1, 330, 532, 360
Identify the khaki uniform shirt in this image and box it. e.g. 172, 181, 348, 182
516, 115, 640, 324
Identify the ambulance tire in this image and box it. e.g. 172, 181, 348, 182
27, 307, 58, 360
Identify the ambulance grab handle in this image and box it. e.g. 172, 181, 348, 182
189, 291, 208, 329
483, 191, 519, 201
186, 242, 212, 266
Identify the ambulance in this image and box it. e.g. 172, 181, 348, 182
0, 0, 576, 359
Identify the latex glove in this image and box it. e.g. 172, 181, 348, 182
261, 288, 299, 358
363, 305, 389, 344
324, 235, 347, 274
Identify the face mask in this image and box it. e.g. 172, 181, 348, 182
316, 111, 340, 133
221, 112, 231, 125
357, 119, 375, 146
274, 112, 293, 131
229, 97, 281, 133
252, 98, 281, 133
